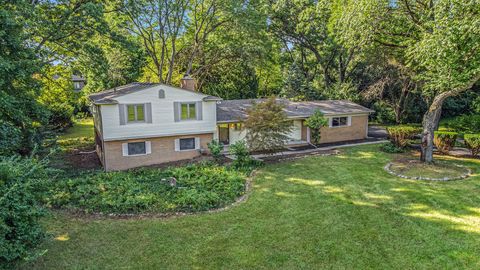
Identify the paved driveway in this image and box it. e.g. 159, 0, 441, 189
368, 125, 388, 139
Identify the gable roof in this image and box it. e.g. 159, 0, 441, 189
89, 82, 221, 104
216, 99, 374, 123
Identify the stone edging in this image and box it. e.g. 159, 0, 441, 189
384, 162, 472, 181
55, 170, 258, 220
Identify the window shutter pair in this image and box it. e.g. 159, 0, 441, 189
174, 137, 200, 151
121, 141, 151, 156
173, 102, 203, 122
119, 103, 152, 125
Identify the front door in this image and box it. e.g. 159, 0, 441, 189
218, 124, 229, 145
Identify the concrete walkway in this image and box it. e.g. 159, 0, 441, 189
226, 139, 389, 160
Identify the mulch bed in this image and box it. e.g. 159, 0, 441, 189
260, 149, 340, 164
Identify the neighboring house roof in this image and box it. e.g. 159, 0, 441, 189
216, 98, 374, 123
72, 74, 86, 82
89, 82, 222, 104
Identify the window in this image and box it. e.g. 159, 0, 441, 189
127, 104, 145, 122
232, 123, 243, 131
179, 138, 196, 150
331, 117, 349, 127
73, 82, 82, 90
127, 142, 146, 155
180, 103, 196, 120
158, 89, 165, 98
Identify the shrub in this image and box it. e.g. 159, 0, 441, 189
380, 142, 406, 153
305, 110, 328, 144
444, 114, 480, 134
244, 96, 292, 152
386, 126, 421, 148
434, 131, 458, 154
464, 134, 480, 157
46, 164, 246, 214
207, 140, 224, 163
0, 156, 54, 266
229, 140, 260, 171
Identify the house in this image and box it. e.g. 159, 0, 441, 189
72, 75, 86, 92
89, 76, 373, 171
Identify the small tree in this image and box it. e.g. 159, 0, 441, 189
304, 110, 328, 144
244, 96, 292, 152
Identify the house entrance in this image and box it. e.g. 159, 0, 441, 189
218, 124, 229, 145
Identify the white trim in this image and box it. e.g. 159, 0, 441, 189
104, 131, 215, 142
195, 137, 200, 150
122, 141, 150, 157
122, 143, 128, 156
145, 141, 152, 154
175, 137, 197, 152
329, 116, 351, 128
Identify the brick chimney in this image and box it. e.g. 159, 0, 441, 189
180, 74, 195, 91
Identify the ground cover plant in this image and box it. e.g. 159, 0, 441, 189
17, 144, 480, 269
44, 163, 247, 214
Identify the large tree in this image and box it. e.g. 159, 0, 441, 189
343, 0, 480, 163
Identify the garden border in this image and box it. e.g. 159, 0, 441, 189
384, 162, 472, 181
53, 170, 258, 220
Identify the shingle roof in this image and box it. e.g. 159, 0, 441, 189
216, 98, 374, 122
89, 82, 221, 104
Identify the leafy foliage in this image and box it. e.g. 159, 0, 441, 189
304, 110, 328, 144
464, 134, 480, 157
244, 97, 292, 152
207, 140, 224, 164
45, 163, 246, 213
380, 142, 406, 153
0, 156, 55, 267
228, 140, 260, 172
444, 114, 480, 134
386, 126, 421, 148
434, 132, 458, 154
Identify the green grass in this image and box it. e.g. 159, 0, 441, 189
20, 145, 480, 269
58, 118, 94, 140
56, 118, 94, 152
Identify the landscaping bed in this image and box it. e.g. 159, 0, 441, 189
385, 159, 471, 181
43, 163, 248, 214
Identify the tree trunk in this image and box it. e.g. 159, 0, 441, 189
420, 101, 443, 163
420, 75, 480, 163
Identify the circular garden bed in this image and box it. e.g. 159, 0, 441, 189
384, 160, 472, 181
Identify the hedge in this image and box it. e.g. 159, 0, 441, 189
434, 131, 458, 154
386, 126, 421, 148
464, 134, 480, 157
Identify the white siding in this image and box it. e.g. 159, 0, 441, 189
100, 85, 216, 141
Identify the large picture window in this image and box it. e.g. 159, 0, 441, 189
179, 138, 196, 150
127, 104, 145, 122
180, 103, 196, 120
127, 142, 146, 155
331, 117, 349, 127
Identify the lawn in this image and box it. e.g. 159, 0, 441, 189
20, 145, 480, 269
58, 118, 94, 140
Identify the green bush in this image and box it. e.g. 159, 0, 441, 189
444, 114, 480, 134
207, 140, 224, 163
464, 134, 480, 157
434, 131, 458, 154
46, 164, 246, 213
386, 126, 421, 148
0, 156, 54, 266
229, 140, 261, 171
380, 142, 406, 153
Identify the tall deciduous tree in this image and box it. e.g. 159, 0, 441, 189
343, 0, 480, 163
